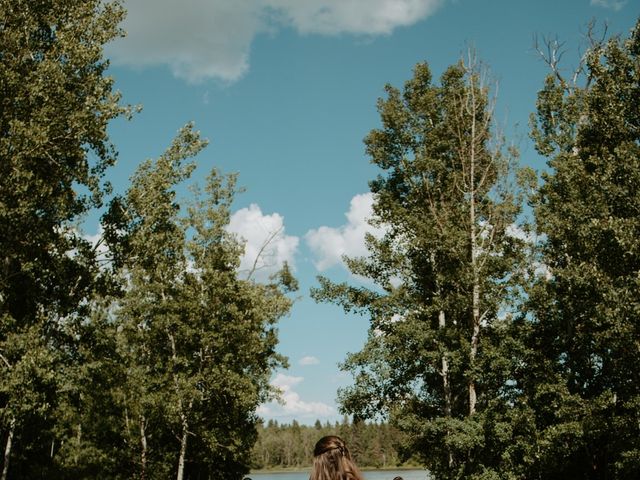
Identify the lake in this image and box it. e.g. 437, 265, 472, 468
248, 469, 429, 480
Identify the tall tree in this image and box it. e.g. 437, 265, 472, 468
526, 19, 640, 479
313, 57, 531, 479
114, 124, 293, 480
0, 1, 127, 477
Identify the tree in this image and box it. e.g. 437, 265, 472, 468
525, 19, 640, 479
312, 57, 531, 479
250, 418, 407, 470
113, 124, 293, 480
0, 1, 127, 477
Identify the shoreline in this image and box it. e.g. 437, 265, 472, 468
250, 465, 423, 474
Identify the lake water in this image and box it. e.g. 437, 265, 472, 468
248, 469, 429, 480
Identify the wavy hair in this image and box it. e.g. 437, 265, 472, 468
309, 435, 365, 480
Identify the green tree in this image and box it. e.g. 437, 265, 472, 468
49, 297, 133, 479
525, 19, 640, 479
313, 57, 531, 479
251, 418, 407, 470
0, 1, 127, 477
114, 124, 293, 480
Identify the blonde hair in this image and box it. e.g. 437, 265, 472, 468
309, 435, 365, 480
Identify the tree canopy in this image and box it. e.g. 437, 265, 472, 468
0, 2, 294, 479
523, 19, 640, 479
313, 56, 532, 479
1, 1, 127, 477
313, 19, 640, 480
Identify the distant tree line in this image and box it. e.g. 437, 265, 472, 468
251, 418, 412, 470
2, 0, 640, 479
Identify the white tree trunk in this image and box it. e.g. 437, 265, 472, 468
469, 282, 480, 416
168, 331, 193, 480
440, 310, 452, 418
467, 69, 480, 417
2, 417, 15, 480
75, 423, 82, 465
176, 417, 188, 480
140, 415, 148, 480
439, 310, 454, 468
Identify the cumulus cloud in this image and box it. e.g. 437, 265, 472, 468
590, 0, 627, 11
268, 0, 443, 35
109, 0, 443, 83
258, 373, 335, 422
227, 203, 299, 281
299, 355, 320, 366
305, 192, 384, 271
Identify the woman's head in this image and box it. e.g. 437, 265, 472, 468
310, 435, 364, 480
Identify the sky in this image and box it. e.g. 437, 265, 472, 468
95, 0, 639, 425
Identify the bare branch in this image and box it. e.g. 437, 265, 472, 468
478, 308, 491, 326
0, 352, 12, 369
246, 226, 283, 280
533, 33, 568, 86
534, 20, 610, 90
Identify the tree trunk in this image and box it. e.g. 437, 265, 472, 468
468, 242, 480, 414
140, 415, 148, 480
439, 309, 454, 468
75, 423, 82, 465
168, 331, 193, 480
2, 417, 15, 480
469, 202, 480, 417
469, 284, 480, 416
467, 78, 480, 417
440, 309, 452, 418
176, 415, 189, 480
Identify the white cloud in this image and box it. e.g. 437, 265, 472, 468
590, 0, 627, 11
110, 0, 258, 83
268, 0, 443, 35
305, 192, 384, 271
259, 373, 335, 422
109, 0, 443, 83
299, 355, 320, 366
227, 203, 299, 281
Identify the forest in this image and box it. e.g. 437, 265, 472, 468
251, 419, 410, 470
1, 1, 639, 479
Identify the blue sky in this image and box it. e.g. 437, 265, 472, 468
96, 0, 638, 424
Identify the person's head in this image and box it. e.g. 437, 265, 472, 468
393, 477, 404, 480
310, 435, 364, 480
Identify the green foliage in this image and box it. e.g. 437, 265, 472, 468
0, 0, 127, 477
0, 3, 293, 478
108, 124, 293, 479
312, 57, 530, 479
525, 18, 640, 479
251, 418, 409, 470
